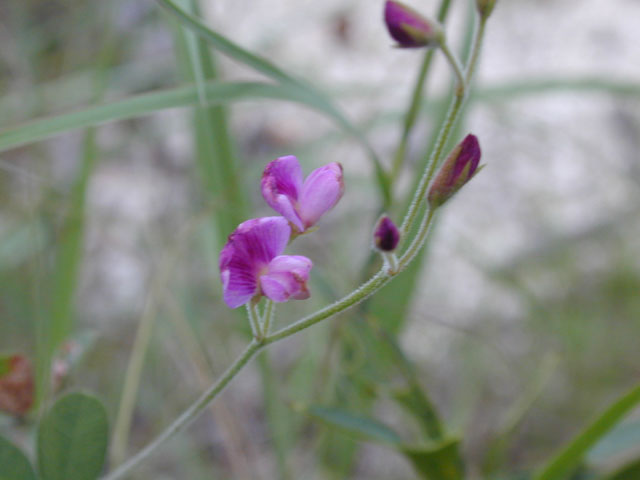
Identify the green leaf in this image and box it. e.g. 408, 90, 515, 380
0, 81, 316, 153
604, 457, 640, 480
535, 384, 640, 480
37, 392, 109, 480
394, 386, 443, 441
308, 405, 402, 445
0, 435, 38, 480
402, 439, 465, 480
588, 418, 640, 463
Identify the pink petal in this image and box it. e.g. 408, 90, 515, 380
261, 156, 304, 229
219, 217, 291, 308
259, 255, 312, 302
298, 162, 344, 229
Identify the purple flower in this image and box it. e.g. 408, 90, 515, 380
428, 134, 482, 207
219, 217, 313, 308
373, 215, 400, 252
384, 1, 443, 48
261, 156, 344, 233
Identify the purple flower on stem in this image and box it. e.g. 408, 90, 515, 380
219, 217, 313, 308
261, 156, 344, 233
373, 215, 400, 252
428, 134, 482, 208
384, 0, 443, 48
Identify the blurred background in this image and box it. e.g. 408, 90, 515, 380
1, 0, 640, 478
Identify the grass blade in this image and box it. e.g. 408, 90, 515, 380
535, 383, 640, 480
156, 0, 391, 204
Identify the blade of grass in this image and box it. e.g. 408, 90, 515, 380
35, 10, 118, 407
534, 383, 640, 480
155, 0, 390, 205
0, 82, 321, 153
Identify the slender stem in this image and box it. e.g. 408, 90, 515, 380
246, 301, 261, 338
382, 252, 399, 274
262, 299, 275, 336
399, 17, 487, 240
399, 209, 436, 269
102, 340, 263, 480
264, 271, 388, 344
440, 42, 466, 93
102, 206, 442, 480
102, 13, 490, 480
390, 0, 454, 184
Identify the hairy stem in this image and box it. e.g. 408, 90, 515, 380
103, 340, 262, 480
400, 17, 487, 240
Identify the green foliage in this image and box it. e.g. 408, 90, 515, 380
0, 435, 38, 480
402, 439, 465, 480
535, 384, 640, 480
604, 457, 640, 480
308, 405, 403, 445
37, 393, 109, 480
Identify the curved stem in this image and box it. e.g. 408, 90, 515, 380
399, 17, 487, 240
440, 42, 466, 94
264, 271, 389, 345
103, 340, 263, 480
102, 13, 490, 480
102, 205, 442, 480
390, 0, 454, 184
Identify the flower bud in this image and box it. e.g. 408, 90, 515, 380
384, 1, 444, 49
0, 354, 34, 416
476, 0, 497, 18
373, 215, 400, 252
428, 134, 482, 208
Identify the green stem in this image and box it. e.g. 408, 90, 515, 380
102, 207, 441, 480
103, 340, 262, 480
440, 42, 466, 94
399, 17, 487, 240
262, 300, 275, 336
101, 12, 489, 480
246, 301, 262, 339
264, 271, 389, 345
390, 0, 454, 184
399, 209, 436, 269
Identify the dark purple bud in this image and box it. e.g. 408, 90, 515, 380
373, 215, 400, 252
428, 134, 482, 208
476, 0, 497, 18
384, 1, 444, 49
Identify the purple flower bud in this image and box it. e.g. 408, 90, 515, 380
427, 134, 482, 208
384, 0, 444, 49
476, 0, 497, 18
261, 156, 344, 233
373, 215, 400, 252
219, 217, 313, 308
